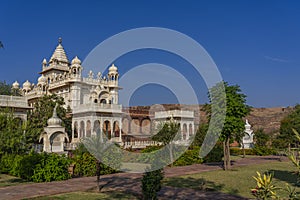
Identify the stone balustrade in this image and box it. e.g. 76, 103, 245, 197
154, 110, 194, 119
0, 95, 31, 108
72, 103, 122, 114
123, 140, 162, 149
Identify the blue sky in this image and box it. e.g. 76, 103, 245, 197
0, 0, 300, 107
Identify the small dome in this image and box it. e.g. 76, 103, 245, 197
42, 58, 47, 65
38, 75, 47, 84
71, 56, 81, 65
47, 105, 62, 127
108, 64, 118, 73
12, 81, 19, 89
23, 80, 31, 90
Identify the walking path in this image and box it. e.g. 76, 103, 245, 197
0, 156, 287, 200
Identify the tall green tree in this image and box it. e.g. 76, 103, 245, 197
152, 119, 180, 166
142, 167, 164, 200
0, 81, 12, 95
0, 108, 26, 155
25, 94, 71, 145
254, 129, 270, 147
204, 82, 250, 170
274, 105, 300, 149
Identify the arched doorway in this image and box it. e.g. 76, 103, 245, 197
86, 120, 91, 137
102, 120, 111, 139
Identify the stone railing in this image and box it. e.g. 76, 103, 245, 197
25, 90, 47, 99
0, 95, 31, 108
73, 103, 122, 114
123, 140, 162, 149
154, 110, 194, 119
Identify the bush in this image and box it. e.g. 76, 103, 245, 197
142, 168, 164, 200
72, 151, 117, 177
252, 146, 277, 156
32, 153, 71, 182
1, 152, 71, 182
230, 147, 255, 156
10, 153, 43, 180
73, 152, 96, 177
203, 142, 224, 163
173, 147, 203, 166
0, 153, 15, 174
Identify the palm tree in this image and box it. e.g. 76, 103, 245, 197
82, 134, 121, 191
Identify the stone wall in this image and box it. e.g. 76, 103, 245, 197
123, 104, 294, 136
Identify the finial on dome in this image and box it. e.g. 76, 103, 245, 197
47, 103, 62, 127
58, 37, 62, 44
42, 58, 47, 64
53, 103, 58, 118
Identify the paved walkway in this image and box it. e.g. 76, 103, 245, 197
0, 156, 287, 200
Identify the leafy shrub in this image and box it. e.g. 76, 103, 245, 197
230, 147, 256, 156
2, 152, 71, 182
73, 152, 96, 176
10, 152, 43, 180
173, 147, 203, 166
0, 153, 15, 173
251, 171, 278, 199
32, 153, 71, 182
252, 146, 277, 156
142, 168, 164, 200
72, 151, 117, 177
203, 142, 224, 163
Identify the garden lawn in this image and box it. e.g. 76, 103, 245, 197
25, 191, 139, 200
164, 161, 299, 199
0, 174, 29, 187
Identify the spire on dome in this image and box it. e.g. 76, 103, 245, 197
49, 37, 69, 64
47, 104, 62, 127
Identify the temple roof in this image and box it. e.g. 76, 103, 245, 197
49, 38, 69, 64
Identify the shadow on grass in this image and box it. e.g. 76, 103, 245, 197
269, 169, 298, 186
164, 176, 224, 192
0, 175, 28, 187
162, 177, 244, 199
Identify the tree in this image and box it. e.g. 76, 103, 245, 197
191, 123, 209, 148
82, 135, 121, 191
0, 81, 12, 95
274, 105, 300, 149
151, 119, 180, 166
204, 82, 250, 170
141, 167, 164, 200
254, 128, 270, 147
0, 108, 26, 155
25, 94, 71, 145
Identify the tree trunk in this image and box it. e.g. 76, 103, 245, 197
223, 137, 231, 170
226, 138, 231, 170
169, 144, 174, 167
242, 142, 246, 158
96, 160, 101, 191
223, 141, 227, 170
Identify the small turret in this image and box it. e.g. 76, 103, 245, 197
12, 81, 19, 89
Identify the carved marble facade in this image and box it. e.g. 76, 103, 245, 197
13, 38, 122, 145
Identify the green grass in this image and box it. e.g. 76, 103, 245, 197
0, 174, 29, 187
163, 161, 300, 199
25, 191, 139, 200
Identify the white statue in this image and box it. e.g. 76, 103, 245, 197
242, 119, 254, 149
